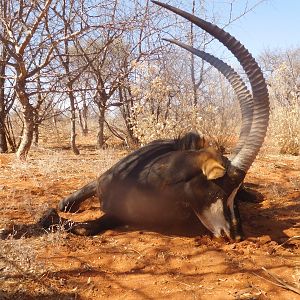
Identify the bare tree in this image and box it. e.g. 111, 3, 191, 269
73, 0, 165, 148
49, 0, 81, 155
0, 0, 91, 159
47, 0, 121, 153
0, 0, 56, 159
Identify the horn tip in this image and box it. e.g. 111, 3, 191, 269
151, 0, 168, 9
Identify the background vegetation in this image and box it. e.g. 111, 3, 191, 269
0, 0, 299, 160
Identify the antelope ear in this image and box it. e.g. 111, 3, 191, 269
202, 159, 226, 180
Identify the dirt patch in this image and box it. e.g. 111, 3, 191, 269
0, 150, 300, 299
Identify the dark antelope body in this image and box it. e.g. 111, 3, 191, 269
42, 1, 269, 241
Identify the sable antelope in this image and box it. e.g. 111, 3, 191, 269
57, 34, 254, 214
41, 1, 269, 241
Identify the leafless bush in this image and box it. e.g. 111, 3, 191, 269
269, 101, 300, 155
129, 64, 240, 150
263, 51, 300, 155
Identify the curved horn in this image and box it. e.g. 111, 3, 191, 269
163, 38, 253, 156
152, 1, 270, 174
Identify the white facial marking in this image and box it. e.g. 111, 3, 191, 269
194, 198, 230, 238
227, 184, 242, 224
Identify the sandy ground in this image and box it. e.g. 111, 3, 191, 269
0, 146, 299, 300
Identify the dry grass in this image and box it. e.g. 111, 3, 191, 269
268, 102, 300, 156
293, 268, 300, 289
0, 122, 299, 299
0, 138, 121, 298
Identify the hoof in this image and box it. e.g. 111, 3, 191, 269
0, 227, 12, 240
38, 208, 61, 229
58, 199, 80, 213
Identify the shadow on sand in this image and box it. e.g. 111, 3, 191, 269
1, 186, 299, 243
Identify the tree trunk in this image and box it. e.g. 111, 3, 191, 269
0, 39, 8, 153
119, 86, 138, 146
33, 123, 39, 146
78, 103, 88, 136
16, 105, 34, 160
0, 120, 8, 153
32, 108, 40, 146
69, 92, 80, 155
5, 115, 17, 152
82, 102, 88, 136
0, 99, 7, 152
97, 105, 106, 149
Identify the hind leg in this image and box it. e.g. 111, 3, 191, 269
39, 208, 124, 236
58, 180, 97, 212
71, 214, 124, 236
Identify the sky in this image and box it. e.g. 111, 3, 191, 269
221, 0, 300, 56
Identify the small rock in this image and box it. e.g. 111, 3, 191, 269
258, 235, 271, 245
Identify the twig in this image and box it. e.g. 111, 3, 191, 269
253, 271, 287, 289
276, 236, 300, 249
254, 267, 300, 295
123, 246, 143, 257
